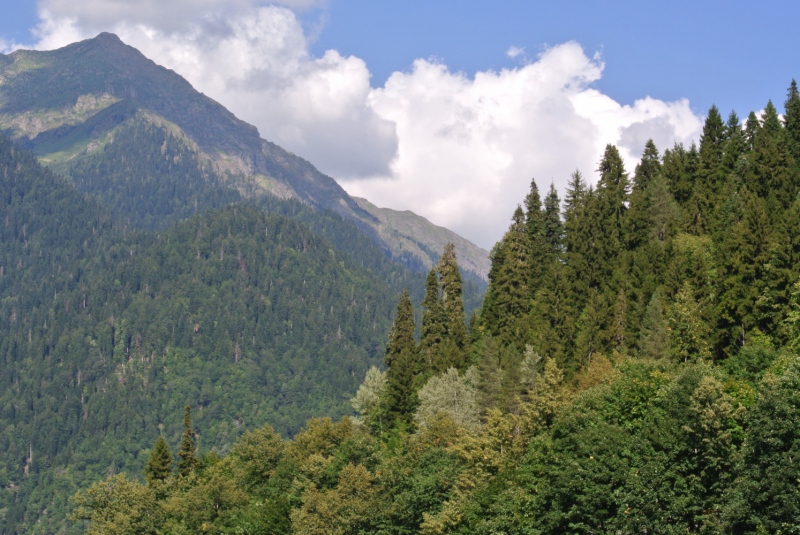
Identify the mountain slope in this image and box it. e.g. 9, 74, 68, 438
0, 136, 400, 534
0, 33, 489, 281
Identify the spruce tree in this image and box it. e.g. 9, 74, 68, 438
784, 79, 800, 160
595, 145, 629, 276
419, 269, 445, 373
627, 140, 660, 249
437, 243, 469, 355
481, 207, 530, 343
524, 178, 550, 291
543, 183, 564, 257
382, 289, 420, 427
744, 111, 760, 150
178, 405, 199, 477
144, 435, 173, 485
692, 105, 726, 233
639, 289, 669, 359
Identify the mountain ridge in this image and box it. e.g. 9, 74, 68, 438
0, 33, 489, 281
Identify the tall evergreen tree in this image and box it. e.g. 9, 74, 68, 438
744, 111, 760, 151
524, 178, 550, 292
691, 105, 726, 233
178, 406, 199, 477
784, 79, 800, 160
595, 145, 630, 275
419, 269, 445, 373
144, 435, 173, 485
543, 183, 564, 257
381, 289, 420, 427
437, 243, 469, 357
481, 208, 530, 344
627, 140, 661, 249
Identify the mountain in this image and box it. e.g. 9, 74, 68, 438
352, 197, 490, 281
0, 135, 403, 534
0, 33, 489, 283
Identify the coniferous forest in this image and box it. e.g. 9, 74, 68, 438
4, 72, 800, 534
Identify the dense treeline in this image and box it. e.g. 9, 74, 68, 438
0, 136, 416, 534
72, 81, 800, 534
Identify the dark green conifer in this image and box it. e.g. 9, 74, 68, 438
437, 243, 469, 354
381, 289, 420, 427
481, 208, 530, 343
627, 140, 660, 249
144, 435, 173, 485
639, 289, 669, 359
784, 79, 800, 160
595, 145, 630, 272
762, 100, 782, 136
543, 183, 564, 257
744, 111, 760, 150
525, 178, 550, 292
178, 405, 199, 477
419, 269, 445, 372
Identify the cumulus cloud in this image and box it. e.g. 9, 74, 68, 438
506, 45, 524, 59
343, 43, 702, 248
24, 1, 703, 248
29, 1, 397, 178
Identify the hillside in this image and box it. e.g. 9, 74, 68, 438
0, 136, 405, 534
352, 197, 490, 282
69, 84, 800, 535
0, 33, 488, 283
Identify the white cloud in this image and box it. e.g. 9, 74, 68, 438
506, 45, 524, 59
343, 43, 702, 248
24, 2, 703, 249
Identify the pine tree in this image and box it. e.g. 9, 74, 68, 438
178, 405, 199, 477
610, 289, 627, 354
381, 289, 420, 427
437, 243, 469, 356
594, 145, 629, 279
419, 269, 445, 373
144, 435, 173, 485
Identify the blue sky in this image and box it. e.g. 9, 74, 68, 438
6, 1, 800, 119
2, 0, 799, 247
306, 0, 800, 118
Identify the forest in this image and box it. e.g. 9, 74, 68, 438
5, 76, 800, 534
0, 129, 486, 534
67, 80, 800, 534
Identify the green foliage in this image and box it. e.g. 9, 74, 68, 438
144, 436, 173, 486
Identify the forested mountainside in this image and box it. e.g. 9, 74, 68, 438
0, 33, 490, 283
0, 135, 485, 535
71, 82, 800, 535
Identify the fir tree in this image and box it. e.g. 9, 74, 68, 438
543, 183, 564, 257
381, 289, 420, 427
178, 405, 199, 477
437, 243, 469, 355
482, 208, 530, 343
419, 269, 445, 373
594, 145, 629, 279
744, 111, 760, 150
627, 140, 660, 249
144, 435, 173, 485
524, 178, 550, 291
639, 289, 669, 359
784, 79, 800, 160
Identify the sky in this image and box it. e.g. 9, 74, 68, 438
2, 0, 799, 249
